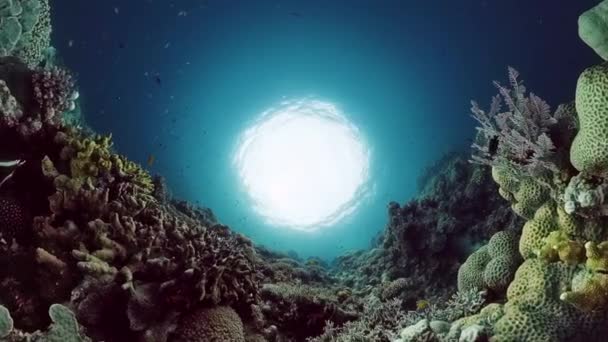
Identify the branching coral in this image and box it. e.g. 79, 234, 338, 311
0, 57, 78, 138
31, 66, 76, 125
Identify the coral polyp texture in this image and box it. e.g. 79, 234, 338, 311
0, 0, 51, 67
571, 62, 608, 176
390, 2, 608, 340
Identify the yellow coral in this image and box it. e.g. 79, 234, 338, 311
55, 130, 153, 195
561, 268, 608, 312
539, 230, 585, 265
110, 155, 153, 194
585, 240, 608, 272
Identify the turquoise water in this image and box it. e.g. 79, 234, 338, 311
52, 0, 598, 260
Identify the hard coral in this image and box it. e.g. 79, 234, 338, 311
457, 231, 521, 295
571, 62, 608, 176
31, 66, 76, 126
172, 306, 245, 342
0, 79, 22, 126
1, 303, 90, 341
10, 0, 52, 68
0, 57, 77, 138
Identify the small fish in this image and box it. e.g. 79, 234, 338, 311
416, 299, 430, 310
119, 42, 126, 49
68, 39, 74, 47
147, 154, 156, 167
164, 42, 171, 49
114, 6, 119, 14
289, 11, 302, 17
178, 10, 188, 16
154, 73, 162, 86
488, 135, 499, 156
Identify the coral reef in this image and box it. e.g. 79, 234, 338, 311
391, 3, 608, 339
3, 1, 608, 342
0, 304, 90, 341
333, 152, 521, 307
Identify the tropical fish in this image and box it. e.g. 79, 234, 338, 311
416, 299, 430, 310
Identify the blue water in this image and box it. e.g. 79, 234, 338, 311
52, 0, 599, 260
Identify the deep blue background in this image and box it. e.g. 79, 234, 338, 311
50, 0, 600, 260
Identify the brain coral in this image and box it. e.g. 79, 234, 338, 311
173, 306, 245, 342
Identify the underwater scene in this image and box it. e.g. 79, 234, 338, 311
2, 0, 608, 341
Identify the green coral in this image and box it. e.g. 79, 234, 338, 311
483, 231, 521, 293
483, 256, 519, 293
519, 203, 559, 259
458, 246, 491, 293
0, 0, 51, 67
512, 178, 550, 219
0, 305, 13, 338
571, 62, 608, 175
0, 304, 89, 341
579, 0, 608, 61
450, 6, 608, 339
55, 130, 153, 194
492, 259, 581, 341
491, 166, 549, 219
37, 304, 88, 342
458, 231, 521, 294
173, 306, 245, 342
